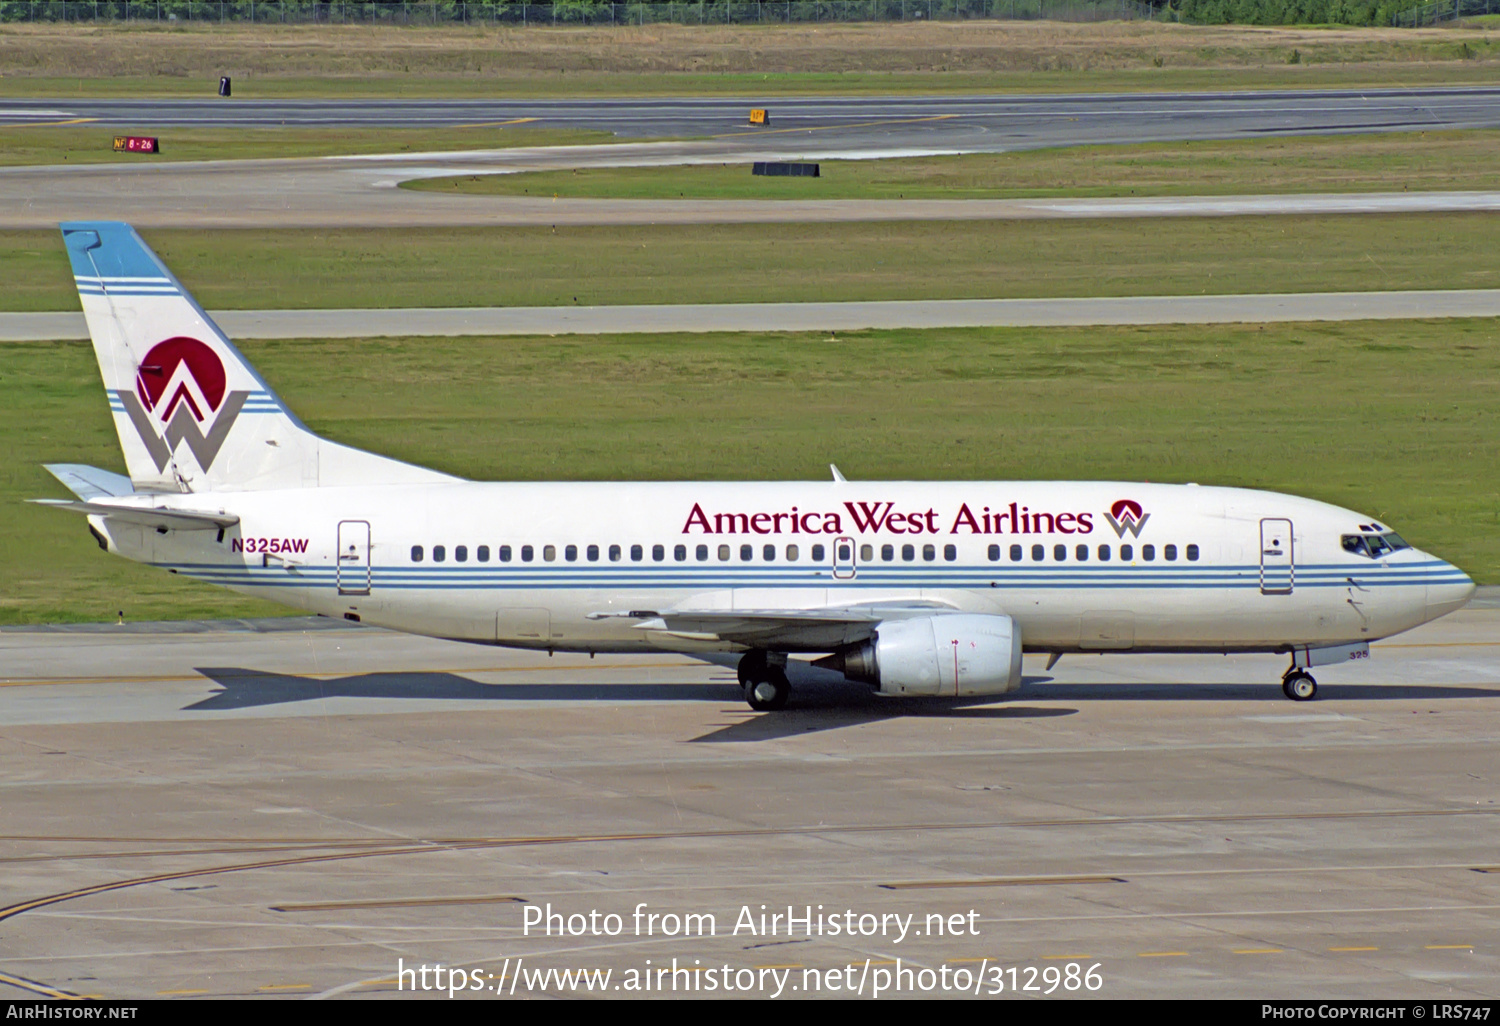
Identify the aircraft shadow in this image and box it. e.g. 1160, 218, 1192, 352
187, 666, 736, 711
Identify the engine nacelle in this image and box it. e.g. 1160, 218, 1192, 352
817, 613, 1023, 697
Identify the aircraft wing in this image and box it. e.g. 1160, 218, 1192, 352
620, 600, 960, 650
29, 499, 239, 532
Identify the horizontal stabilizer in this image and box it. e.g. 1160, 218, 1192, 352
29, 498, 239, 532
44, 463, 135, 501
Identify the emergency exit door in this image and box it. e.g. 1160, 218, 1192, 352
1259, 518, 1293, 595
337, 520, 371, 595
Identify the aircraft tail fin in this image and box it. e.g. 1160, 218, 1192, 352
61, 221, 456, 493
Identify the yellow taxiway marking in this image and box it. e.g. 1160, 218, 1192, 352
1233, 948, 1284, 954
157, 989, 209, 995
1328, 946, 1379, 953
258, 983, 312, 991
7, 117, 98, 127
1424, 944, 1474, 950
712, 113, 958, 140
1137, 951, 1189, 957
451, 117, 540, 129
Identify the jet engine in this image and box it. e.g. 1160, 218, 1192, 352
815, 613, 1023, 697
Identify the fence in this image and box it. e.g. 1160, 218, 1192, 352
0, 1, 1163, 25
1393, 0, 1500, 24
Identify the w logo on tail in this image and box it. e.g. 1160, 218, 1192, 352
117, 337, 248, 472
1103, 499, 1151, 538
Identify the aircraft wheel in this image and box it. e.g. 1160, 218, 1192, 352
1282, 671, 1317, 702
746, 668, 790, 712
737, 650, 768, 689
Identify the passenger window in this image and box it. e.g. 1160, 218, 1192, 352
521, 545, 533, 562
1164, 544, 1177, 561
500, 545, 512, 562
1120, 544, 1133, 561
902, 544, 915, 562
630, 544, 642, 561
1098, 544, 1110, 562
1010, 544, 1023, 562
1054, 544, 1066, 562
477, 545, 490, 562
786, 544, 799, 561
860, 544, 874, 561
674, 544, 687, 561
812, 544, 826, 561
763, 544, 776, 561
411, 545, 423, 562
837, 542, 851, 562
922, 544, 936, 562
586, 544, 599, 562
455, 545, 468, 563
651, 544, 663, 561
1076, 544, 1088, 562
1186, 544, 1199, 561
883, 544, 895, 562
543, 545, 556, 562
718, 544, 731, 561
696, 544, 709, 561
740, 544, 753, 561
565, 545, 578, 562
1031, 544, 1045, 562
614, 545, 626, 562
433, 545, 446, 563
1142, 544, 1155, 561
987, 544, 1000, 562
944, 544, 956, 561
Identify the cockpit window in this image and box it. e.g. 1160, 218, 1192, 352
1343, 532, 1410, 559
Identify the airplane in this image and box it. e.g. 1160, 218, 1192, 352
36, 221, 1476, 711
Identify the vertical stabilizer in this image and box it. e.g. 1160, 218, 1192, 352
62, 222, 455, 492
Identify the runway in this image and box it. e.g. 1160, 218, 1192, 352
1, 605, 1496, 998
6, 88, 1500, 143
8, 288, 1500, 341
5, 86, 1500, 228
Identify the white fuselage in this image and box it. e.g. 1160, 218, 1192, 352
95, 480, 1474, 656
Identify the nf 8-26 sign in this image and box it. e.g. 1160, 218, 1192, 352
113, 136, 160, 154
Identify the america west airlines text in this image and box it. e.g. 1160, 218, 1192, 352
682, 501, 1098, 537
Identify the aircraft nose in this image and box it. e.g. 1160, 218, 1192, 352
1425, 565, 1476, 621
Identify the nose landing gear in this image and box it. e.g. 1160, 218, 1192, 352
1282, 668, 1317, 701
738, 650, 791, 711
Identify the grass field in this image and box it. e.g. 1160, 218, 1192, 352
1, 21, 1497, 97
7, 215, 1500, 313
409, 131, 1500, 200
4, 320, 1495, 623
0, 124, 618, 166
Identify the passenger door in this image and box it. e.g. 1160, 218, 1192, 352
336, 520, 371, 595
1259, 518, 1293, 595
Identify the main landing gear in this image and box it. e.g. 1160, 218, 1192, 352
738, 650, 790, 712
1282, 667, 1317, 702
